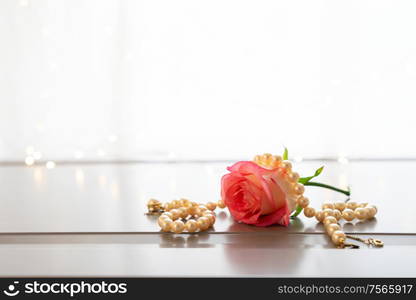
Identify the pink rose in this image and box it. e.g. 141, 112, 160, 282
221, 161, 298, 227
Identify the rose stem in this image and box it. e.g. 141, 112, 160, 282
303, 181, 350, 196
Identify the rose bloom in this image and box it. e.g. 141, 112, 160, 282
221, 161, 298, 227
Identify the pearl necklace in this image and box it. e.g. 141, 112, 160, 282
301, 200, 383, 248
148, 198, 383, 248
147, 198, 226, 233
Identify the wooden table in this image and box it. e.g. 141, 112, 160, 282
0, 160, 415, 277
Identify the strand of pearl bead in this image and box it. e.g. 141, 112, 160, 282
162, 198, 226, 212
299, 199, 378, 247
149, 198, 227, 233
321, 215, 346, 246
158, 206, 217, 233
254, 154, 305, 197
301, 200, 377, 223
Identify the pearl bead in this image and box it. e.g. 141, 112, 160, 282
185, 220, 198, 232
322, 208, 334, 218
262, 153, 272, 161
198, 205, 208, 213
147, 199, 159, 205
323, 216, 337, 227
303, 207, 316, 218
362, 208, 371, 218
205, 214, 216, 225
282, 161, 292, 170
333, 209, 342, 221
267, 161, 276, 168
288, 172, 300, 182
197, 217, 210, 230
178, 207, 188, 218
368, 204, 378, 214
315, 210, 325, 222
354, 207, 368, 220
358, 202, 368, 208
147, 199, 161, 212
294, 183, 305, 195
170, 220, 185, 233
331, 230, 346, 245
297, 196, 309, 208
191, 202, 199, 207
217, 200, 226, 209
322, 202, 334, 210
162, 212, 173, 219
334, 201, 346, 212
158, 216, 169, 228
326, 223, 341, 236
346, 201, 358, 210
160, 219, 173, 232
164, 203, 173, 211
180, 198, 191, 207
273, 155, 282, 162
257, 155, 266, 166
271, 155, 282, 165
193, 208, 203, 217
169, 209, 180, 220
342, 208, 355, 221
187, 206, 196, 216
171, 200, 180, 208
203, 210, 215, 216
159, 214, 171, 220
269, 156, 280, 168
206, 202, 217, 211
366, 206, 377, 218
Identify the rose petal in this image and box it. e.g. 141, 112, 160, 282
261, 174, 287, 214
254, 204, 290, 227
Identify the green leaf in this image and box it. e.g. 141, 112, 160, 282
290, 205, 303, 218
298, 166, 324, 184
283, 147, 289, 160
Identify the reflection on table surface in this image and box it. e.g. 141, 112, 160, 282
0, 233, 415, 277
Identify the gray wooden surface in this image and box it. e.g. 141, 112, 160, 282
0, 161, 415, 277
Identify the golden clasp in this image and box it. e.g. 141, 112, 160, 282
368, 238, 384, 247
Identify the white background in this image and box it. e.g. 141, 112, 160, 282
1, 0, 416, 161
